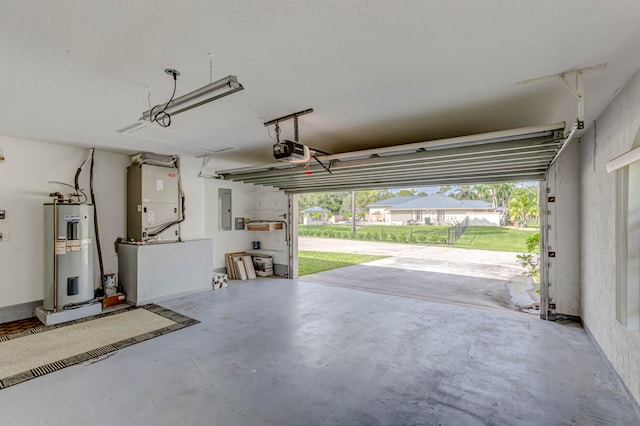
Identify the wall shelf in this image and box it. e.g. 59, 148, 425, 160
246, 222, 283, 231
247, 249, 282, 256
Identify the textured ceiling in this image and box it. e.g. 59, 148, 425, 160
1, 1, 639, 165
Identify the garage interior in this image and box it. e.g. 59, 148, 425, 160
2, 1, 640, 424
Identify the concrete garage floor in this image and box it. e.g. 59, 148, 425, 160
299, 237, 538, 313
1, 279, 638, 425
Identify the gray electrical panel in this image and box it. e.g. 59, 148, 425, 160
127, 164, 180, 242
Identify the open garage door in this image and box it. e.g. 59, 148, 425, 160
216, 122, 566, 192
217, 122, 567, 316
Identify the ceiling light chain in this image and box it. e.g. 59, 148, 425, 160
274, 123, 282, 143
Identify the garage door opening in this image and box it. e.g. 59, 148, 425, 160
295, 184, 541, 315
216, 122, 567, 318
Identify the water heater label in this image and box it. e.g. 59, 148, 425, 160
156, 179, 164, 191
67, 240, 81, 252
55, 241, 67, 255
64, 215, 80, 223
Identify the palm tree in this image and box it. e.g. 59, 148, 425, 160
472, 184, 491, 203
453, 185, 477, 200
437, 185, 452, 196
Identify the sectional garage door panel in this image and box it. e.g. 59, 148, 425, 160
217, 122, 566, 193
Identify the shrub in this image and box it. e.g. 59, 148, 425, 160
517, 233, 540, 279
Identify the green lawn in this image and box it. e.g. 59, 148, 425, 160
454, 226, 539, 252
298, 250, 388, 276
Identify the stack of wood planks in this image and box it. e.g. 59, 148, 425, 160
225, 252, 257, 280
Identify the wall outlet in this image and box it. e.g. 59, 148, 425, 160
0, 231, 9, 242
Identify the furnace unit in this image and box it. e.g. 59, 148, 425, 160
127, 163, 181, 242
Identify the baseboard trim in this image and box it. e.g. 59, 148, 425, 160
0, 300, 42, 323
582, 322, 640, 415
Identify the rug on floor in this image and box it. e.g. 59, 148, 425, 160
0, 317, 43, 336
0, 304, 199, 389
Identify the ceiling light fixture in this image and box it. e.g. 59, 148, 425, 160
140, 70, 244, 126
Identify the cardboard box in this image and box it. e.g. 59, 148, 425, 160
103, 292, 126, 308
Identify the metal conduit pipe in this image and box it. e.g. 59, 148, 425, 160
52, 197, 58, 312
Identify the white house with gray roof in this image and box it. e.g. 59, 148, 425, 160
368, 194, 500, 226
367, 196, 420, 223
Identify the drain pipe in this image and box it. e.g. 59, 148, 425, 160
548, 122, 579, 168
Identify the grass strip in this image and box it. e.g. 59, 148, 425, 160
298, 250, 388, 276
454, 226, 538, 252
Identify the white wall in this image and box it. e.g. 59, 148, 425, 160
451, 212, 500, 226
580, 67, 640, 404
0, 138, 290, 313
179, 156, 289, 271
546, 139, 581, 317
253, 187, 289, 267
0, 136, 129, 309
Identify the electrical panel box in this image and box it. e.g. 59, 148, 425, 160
127, 164, 180, 242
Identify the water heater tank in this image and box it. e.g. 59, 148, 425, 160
43, 203, 95, 311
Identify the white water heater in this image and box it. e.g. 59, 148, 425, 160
43, 203, 95, 311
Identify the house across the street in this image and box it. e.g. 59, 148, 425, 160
367, 194, 500, 226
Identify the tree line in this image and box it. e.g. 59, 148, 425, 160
298, 183, 539, 227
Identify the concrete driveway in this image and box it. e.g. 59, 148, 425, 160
298, 237, 539, 314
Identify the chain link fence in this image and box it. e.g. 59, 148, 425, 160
447, 217, 469, 244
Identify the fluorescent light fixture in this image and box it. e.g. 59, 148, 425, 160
606, 145, 640, 173
140, 75, 243, 121
117, 120, 236, 155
